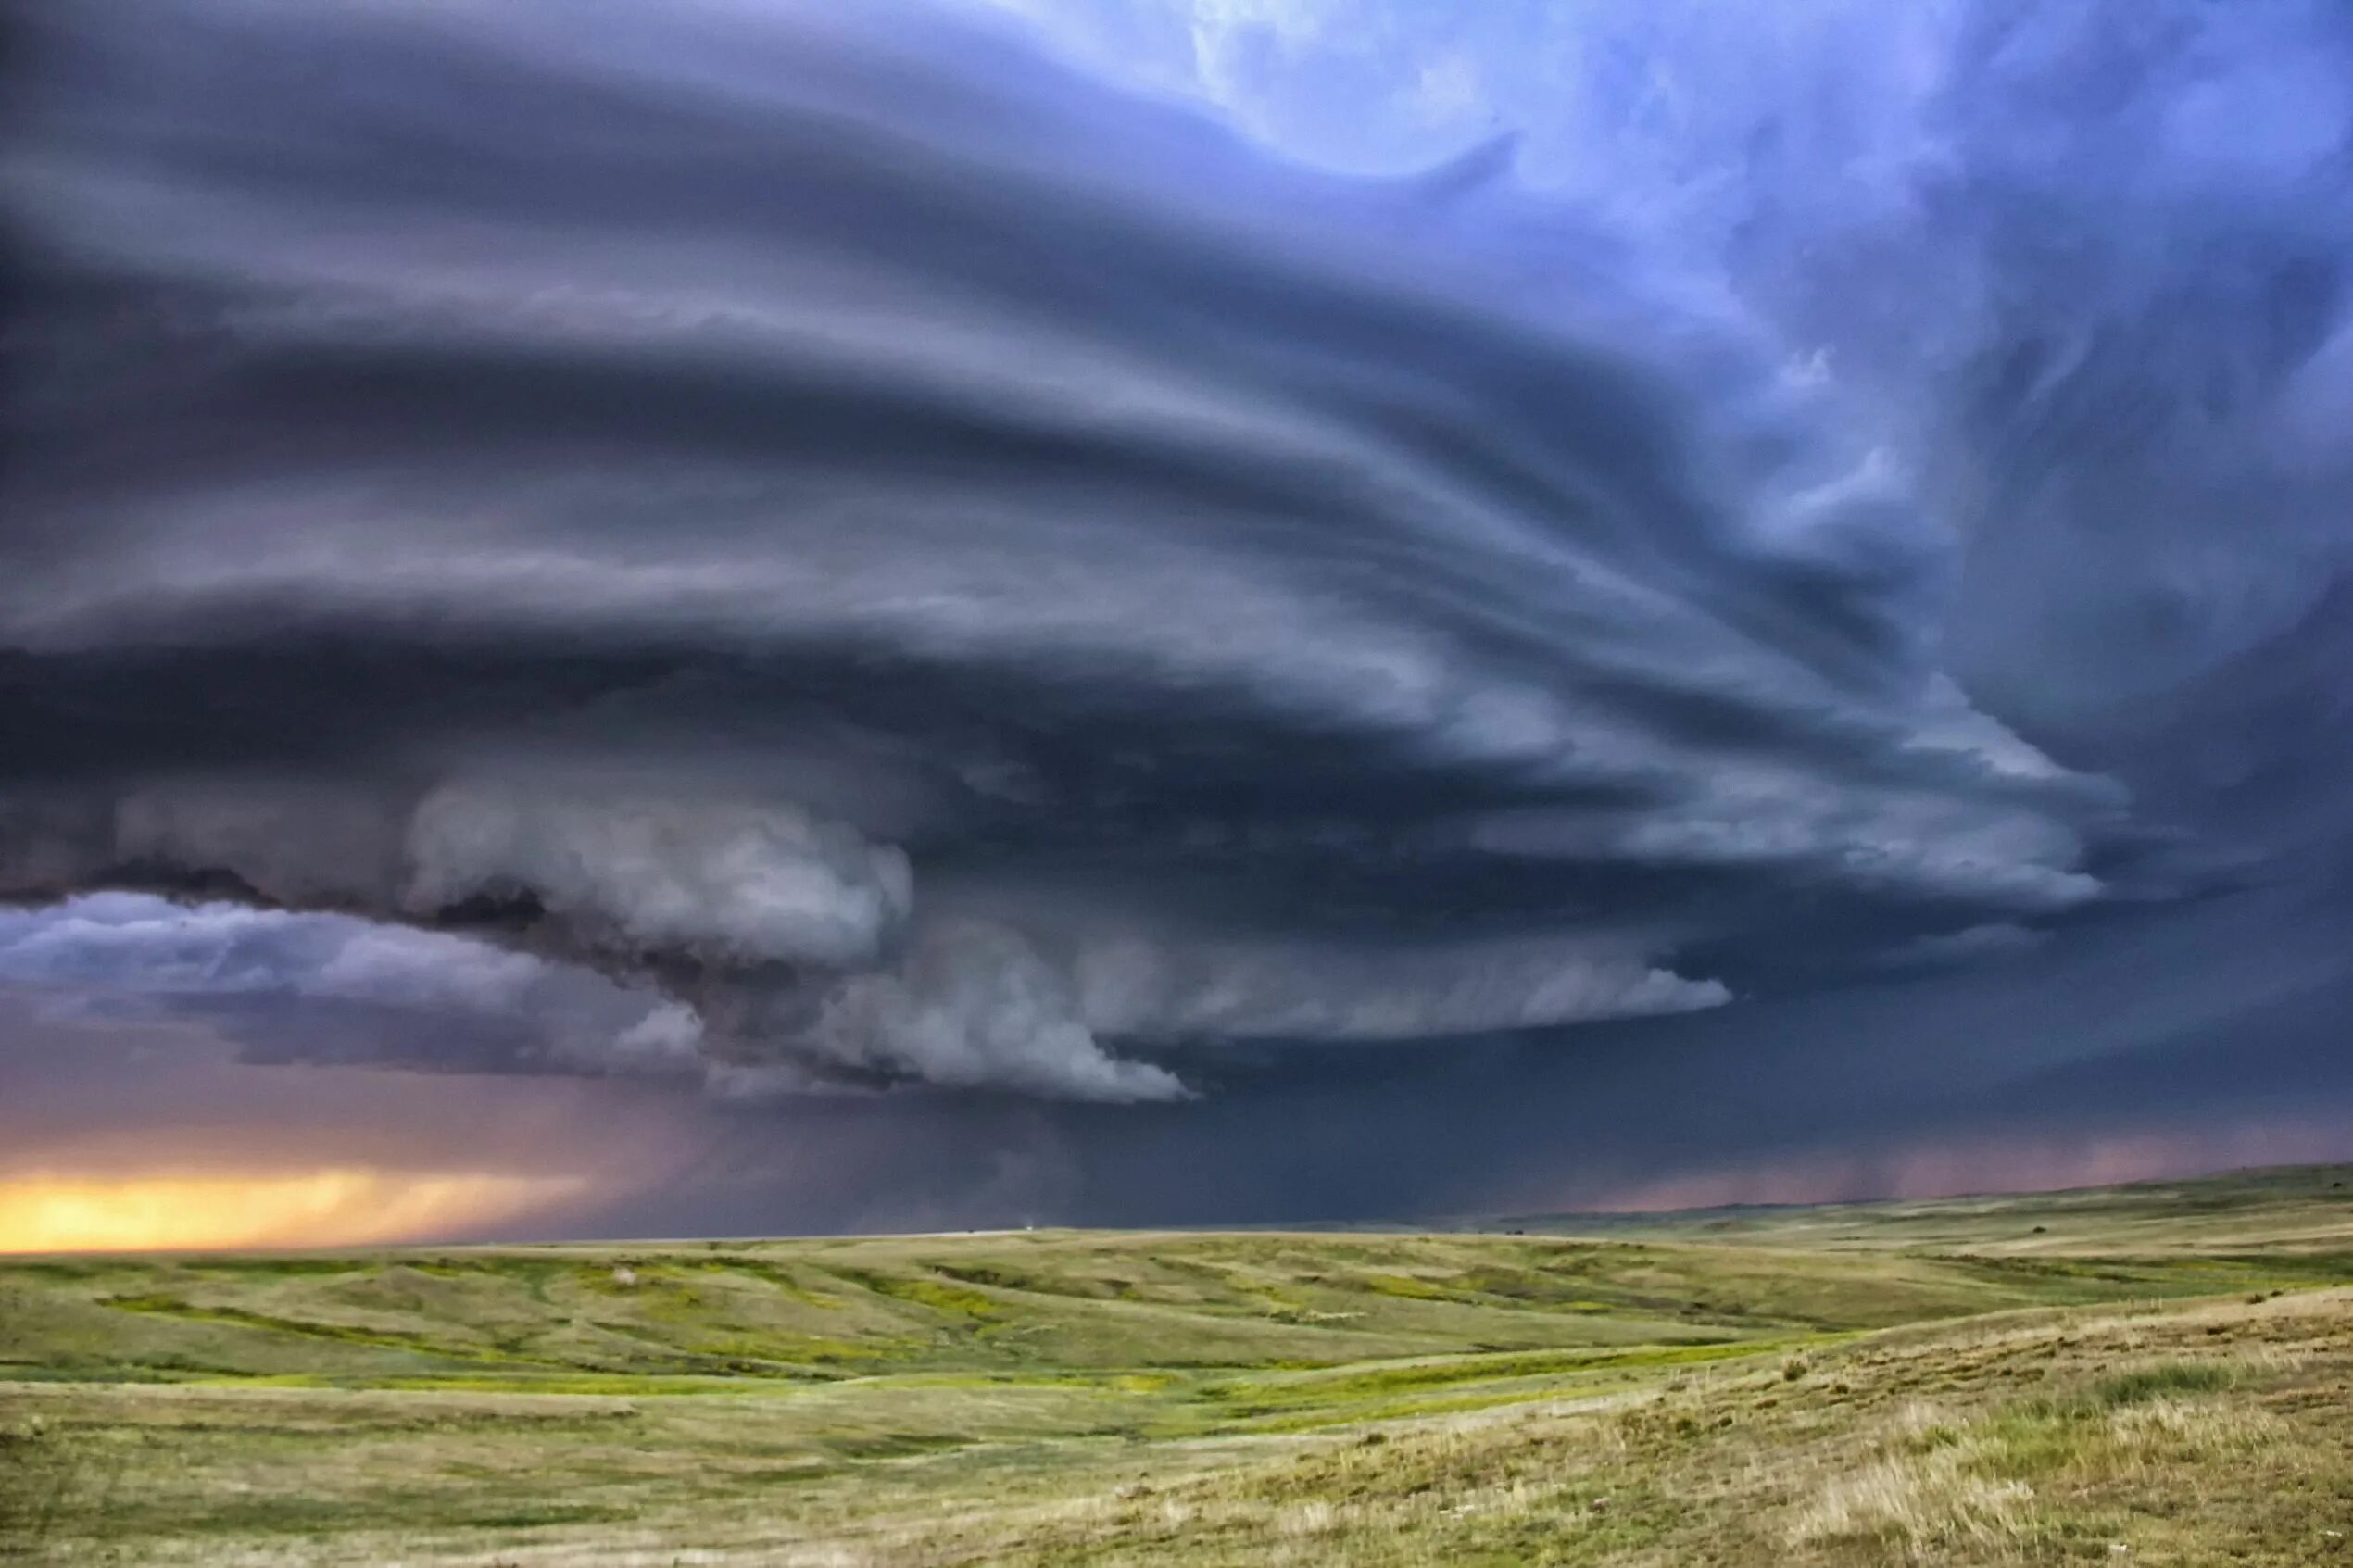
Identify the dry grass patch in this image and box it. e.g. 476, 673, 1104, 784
1787, 1432, 2037, 1557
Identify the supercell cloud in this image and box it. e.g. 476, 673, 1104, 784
2, 0, 2349, 1192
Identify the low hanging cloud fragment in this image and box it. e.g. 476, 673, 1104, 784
0, 0, 2128, 1099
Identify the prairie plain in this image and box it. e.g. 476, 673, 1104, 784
5, 1165, 2352, 1565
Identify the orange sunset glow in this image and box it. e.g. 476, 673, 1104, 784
0, 1169, 595, 1255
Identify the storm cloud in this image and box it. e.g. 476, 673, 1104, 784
0, 0, 2140, 1102
2, 0, 2349, 1216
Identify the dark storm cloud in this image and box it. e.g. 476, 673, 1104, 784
0, 893, 685, 1077
0, 0, 2136, 1101
1650, 0, 2353, 749
1034, 0, 2353, 811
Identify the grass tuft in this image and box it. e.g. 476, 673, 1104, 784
2091, 1359, 2238, 1407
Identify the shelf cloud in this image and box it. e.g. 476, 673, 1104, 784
0, 0, 2130, 1100
3, 0, 2350, 1214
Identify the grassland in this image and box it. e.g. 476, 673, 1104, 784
5, 1165, 2352, 1564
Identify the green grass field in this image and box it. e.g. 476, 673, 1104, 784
6, 1165, 2353, 1564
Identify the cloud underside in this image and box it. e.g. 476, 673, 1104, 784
0, 0, 2133, 1098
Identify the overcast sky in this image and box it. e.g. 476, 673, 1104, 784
5, 0, 2352, 1242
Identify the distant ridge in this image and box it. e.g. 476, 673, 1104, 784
1444, 1161, 2353, 1251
